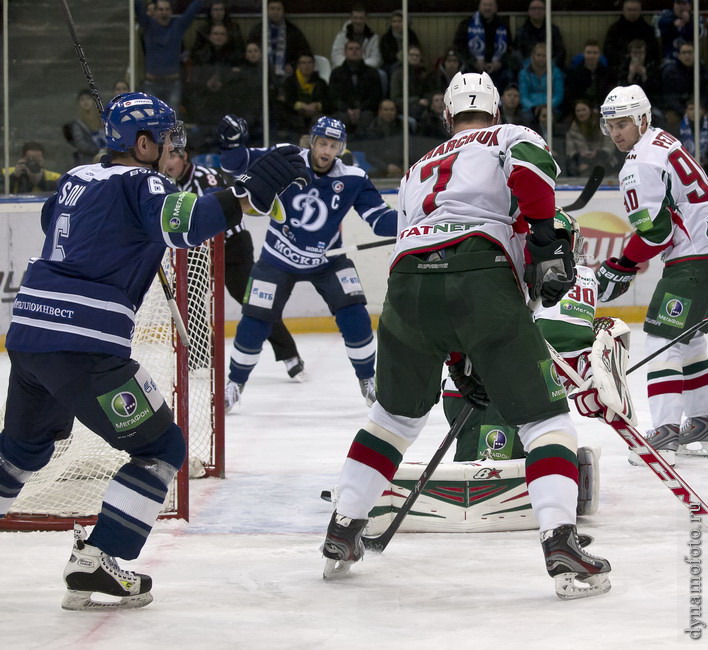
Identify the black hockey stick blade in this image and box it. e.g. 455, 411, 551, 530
561, 166, 605, 212
361, 402, 474, 553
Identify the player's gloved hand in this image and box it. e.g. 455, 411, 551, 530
233, 145, 310, 215
446, 352, 490, 410
524, 218, 576, 308
218, 114, 250, 149
596, 257, 637, 302
571, 383, 606, 419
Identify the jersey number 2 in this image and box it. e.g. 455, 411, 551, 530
420, 153, 459, 215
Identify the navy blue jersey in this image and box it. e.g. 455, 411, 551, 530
7, 162, 232, 357
221, 146, 396, 273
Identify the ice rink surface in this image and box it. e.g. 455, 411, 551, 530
1, 326, 706, 649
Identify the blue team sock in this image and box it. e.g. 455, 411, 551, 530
0, 431, 51, 516
335, 304, 376, 379
229, 315, 272, 384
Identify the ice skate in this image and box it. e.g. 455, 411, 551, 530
62, 523, 152, 611
359, 377, 376, 407
322, 512, 367, 579
224, 380, 243, 413
678, 416, 708, 457
284, 355, 306, 382
541, 524, 611, 600
628, 424, 679, 467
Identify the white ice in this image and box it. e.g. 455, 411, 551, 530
1, 326, 706, 649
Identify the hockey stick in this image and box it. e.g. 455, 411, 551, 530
561, 166, 605, 212
627, 317, 708, 375
326, 167, 606, 258
361, 402, 475, 552
548, 342, 708, 518
59, 0, 190, 348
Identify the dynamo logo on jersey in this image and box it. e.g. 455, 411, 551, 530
290, 188, 328, 231
332, 181, 344, 193
111, 392, 138, 418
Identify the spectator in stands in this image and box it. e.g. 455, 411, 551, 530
616, 39, 662, 105
111, 79, 130, 97
679, 100, 708, 170
417, 92, 448, 142
379, 9, 420, 80
518, 42, 564, 120
64, 89, 107, 166
603, 0, 660, 78
564, 99, 617, 177
528, 104, 564, 166
186, 23, 242, 127
657, 0, 703, 62
331, 3, 382, 69
280, 52, 331, 138
3, 142, 60, 194
247, 0, 312, 88
564, 39, 613, 113
364, 99, 409, 178
390, 45, 429, 122
424, 47, 463, 97
499, 83, 531, 127
134, 0, 203, 114
512, 0, 565, 72
192, 1, 245, 63
328, 40, 383, 140
661, 40, 708, 133
453, 0, 511, 89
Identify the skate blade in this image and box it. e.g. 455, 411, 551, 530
323, 558, 355, 580
678, 443, 708, 457
61, 589, 153, 611
554, 573, 611, 600
628, 449, 675, 466
290, 371, 306, 383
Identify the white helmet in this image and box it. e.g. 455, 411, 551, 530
443, 71, 500, 131
599, 85, 652, 136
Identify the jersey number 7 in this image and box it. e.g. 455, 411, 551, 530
420, 153, 459, 215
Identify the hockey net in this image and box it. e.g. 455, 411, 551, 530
0, 237, 225, 530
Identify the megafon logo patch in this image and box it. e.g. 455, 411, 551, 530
666, 299, 683, 317
111, 392, 138, 418
485, 429, 508, 451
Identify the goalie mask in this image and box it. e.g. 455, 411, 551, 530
104, 92, 186, 152
599, 85, 651, 136
443, 71, 500, 133
554, 207, 585, 262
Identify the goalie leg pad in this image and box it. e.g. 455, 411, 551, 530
577, 446, 601, 516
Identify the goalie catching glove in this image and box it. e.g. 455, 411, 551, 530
596, 257, 637, 302
446, 352, 490, 410
233, 145, 310, 215
524, 217, 576, 308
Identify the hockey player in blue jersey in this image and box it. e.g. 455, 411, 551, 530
0, 92, 308, 610
218, 115, 397, 410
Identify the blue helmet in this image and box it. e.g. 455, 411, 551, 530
104, 92, 186, 152
310, 116, 346, 152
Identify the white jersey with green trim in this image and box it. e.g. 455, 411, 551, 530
534, 265, 597, 356
619, 127, 708, 262
394, 123, 559, 279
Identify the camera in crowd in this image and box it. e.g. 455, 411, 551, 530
25, 160, 42, 174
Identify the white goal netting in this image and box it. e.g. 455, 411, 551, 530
1, 241, 223, 527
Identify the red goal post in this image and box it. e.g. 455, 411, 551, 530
0, 236, 225, 530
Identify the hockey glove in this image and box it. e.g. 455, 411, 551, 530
218, 114, 250, 149
596, 257, 637, 302
233, 145, 310, 215
446, 353, 490, 410
524, 220, 576, 308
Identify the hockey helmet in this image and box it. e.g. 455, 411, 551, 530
443, 71, 500, 131
599, 85, 651, 136
104, 92, 186, 152
310, 116, 347, 154
554, 207, 585, 261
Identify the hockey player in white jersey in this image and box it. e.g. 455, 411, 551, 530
597, 85, 708, 465
0, 92, 308, 610
322, 72, 611, 600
